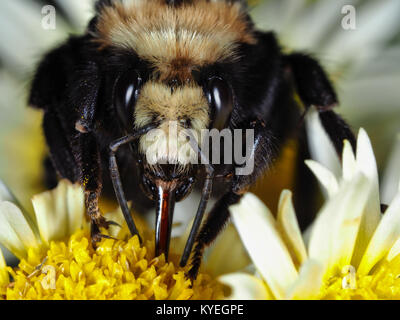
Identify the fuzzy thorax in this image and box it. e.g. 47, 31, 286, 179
135, 82, 209, 170
95, 0, 255, 82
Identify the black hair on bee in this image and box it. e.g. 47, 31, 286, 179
29, 0, 356, 280
165, 0, 187, 6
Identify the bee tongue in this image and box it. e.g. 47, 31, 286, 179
155, 183, 176, 260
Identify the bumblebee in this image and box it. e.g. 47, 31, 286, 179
29, 0, 355, 279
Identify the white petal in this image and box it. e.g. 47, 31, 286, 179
54, 0, 93, 30
104, 206, 126, 239
272, 0, 307, 38
218, 273, 272, 300
231, 193, 298, 299
286, 259, 324, 300
356, 129, 380, 184
342, 140, 357, 181
32, 184, 67, 243
284, 0, 347, 50
205, 223, 251, 277
356, 129, 380, 192
0, 179, 16, 202
305, 107, 341, 179
387, 236, 400, 262
277, 190, 307, 265
340, 71, 400, 119
0, 247, 9, 286
358, 191, 400, 275
0, 0, 70, 73
65, 181, 85, 235
171, 190, 203, 238
302, 222, 314, 248
0, 245, 17, 267
0, 180, 38, 232
305, 160, 339, 197
308, 174, 371, 277
381, 134, 400, 204
250, 0, 305, 33
32, 180, 84, 243
322, 0, 400, 65
0, 201, 40, 260
351, 129, 381, 267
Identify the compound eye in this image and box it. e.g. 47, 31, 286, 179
207, 77, 233, 130
114, 70, 141, 130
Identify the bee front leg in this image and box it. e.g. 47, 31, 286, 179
285, 52, 356, 154
108, 124, 158, 243
187, 190, 242, 280
187, 119, 277, 280
109, 135, 142, 241
180, 134, 215, 268
77, 133, 116, 245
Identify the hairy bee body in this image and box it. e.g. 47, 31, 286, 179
29, 0, 355, 279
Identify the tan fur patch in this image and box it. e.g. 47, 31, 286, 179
135, 81, 209, 128
135, 81, 209, 168
96, 0, 255, 82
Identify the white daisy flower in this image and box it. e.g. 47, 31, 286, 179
0, 179, 85, 261
0, 180, 225, 300
220, 129, 400, 299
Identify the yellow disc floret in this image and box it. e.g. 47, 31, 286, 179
319, 256, 400, 300
1, 229, 224, 300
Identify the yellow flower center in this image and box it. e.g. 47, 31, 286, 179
319, 256, 400, 300
0, 229, 224, 300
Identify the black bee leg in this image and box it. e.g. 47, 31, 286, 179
318, 110, 356, 156
109, 136, 141, 241
187, 120, 276, 280
76, 133, 110, 244
73, 62, 101, 134
42, 110, 79, 184
180, 135, 215, 267
187, 191, 242, 280
43, 156, 59, 189
293, 126, 319, 230
109, 124, 158, 242
286, 52, 356, 155
285, 53, 338, 109
287, 53, 357, 228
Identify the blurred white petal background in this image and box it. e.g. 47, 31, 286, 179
250, 0, 400, 167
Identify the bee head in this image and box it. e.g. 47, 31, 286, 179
112, 69, 234, 175
103, 0, 251, 202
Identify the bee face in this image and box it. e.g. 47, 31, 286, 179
113, 70, 236, 174
135, 81, 209, 169
106, 0, 249, 177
